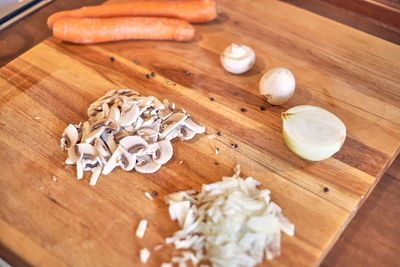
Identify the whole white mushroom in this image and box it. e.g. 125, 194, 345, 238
259, 67, 295, 105
220, 43, 255, 74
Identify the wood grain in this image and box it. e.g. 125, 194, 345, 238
322, 156, 400, 266
0, 0, 400, 266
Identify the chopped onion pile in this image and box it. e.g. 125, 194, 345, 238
164, 166, 295, 267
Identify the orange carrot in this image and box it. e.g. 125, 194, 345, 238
52, 17, 195, 44
47, 0, 217, 29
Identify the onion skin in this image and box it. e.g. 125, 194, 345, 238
282, 105, 346, 161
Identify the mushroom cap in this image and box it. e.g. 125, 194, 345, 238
153, 140, 173, 165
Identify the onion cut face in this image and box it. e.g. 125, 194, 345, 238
282, 105, 346, 161
164, 166, 294, 267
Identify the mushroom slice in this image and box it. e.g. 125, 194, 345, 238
105, 121, 120, 134
153, 140, 173, 165
183, 117, 206, 134
102, 145, 136, 174
120, 149, 136, 171
137, 128, 158, 143
179, 126, 196, 140
89, 165, 103, 186
141, 116, 156, 128
84, 126, 106, 144
158, 109, 175, 121
74, 143, 98, 179
80, 121, 91, 142
135, 159, 161, 174
119, 104, 139, 127
113, 130, 130, 143
108, 104, 121, 122
102, 146, 124, 175
101, 132, 117, 153
61, 124, 79, 150
152, 97, 165, 110
117, 89, 139, 97
135, 117, 144, 130
119, 136, 148, 154
146, 143, 159, 155
90, 118, 109, 131
151, 119, 162, 133
94, 138, 111, 164
66, 144, 83, 164
138, 99, 154, 115
164, 126, 182, 141
101, 102, 110, 117
159, 113, 188, 139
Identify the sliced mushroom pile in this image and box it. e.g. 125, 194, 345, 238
60, 89, 205, 185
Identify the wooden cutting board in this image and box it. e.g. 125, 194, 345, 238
1, 0, 400, 266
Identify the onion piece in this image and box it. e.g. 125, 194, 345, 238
140, 248, 150, 263
282, 105, 346, 161
136, 219, 148, 239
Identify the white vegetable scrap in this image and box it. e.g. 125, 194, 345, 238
165, 166, 294, 267
60, 89, 206, 185
145, 192, 153, 200
136, 219, 148, 239
207, 134, 216, 139
153, 244, 163, 251
140, 248, 150, 263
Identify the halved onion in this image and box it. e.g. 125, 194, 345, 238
282, 105, 346, 161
